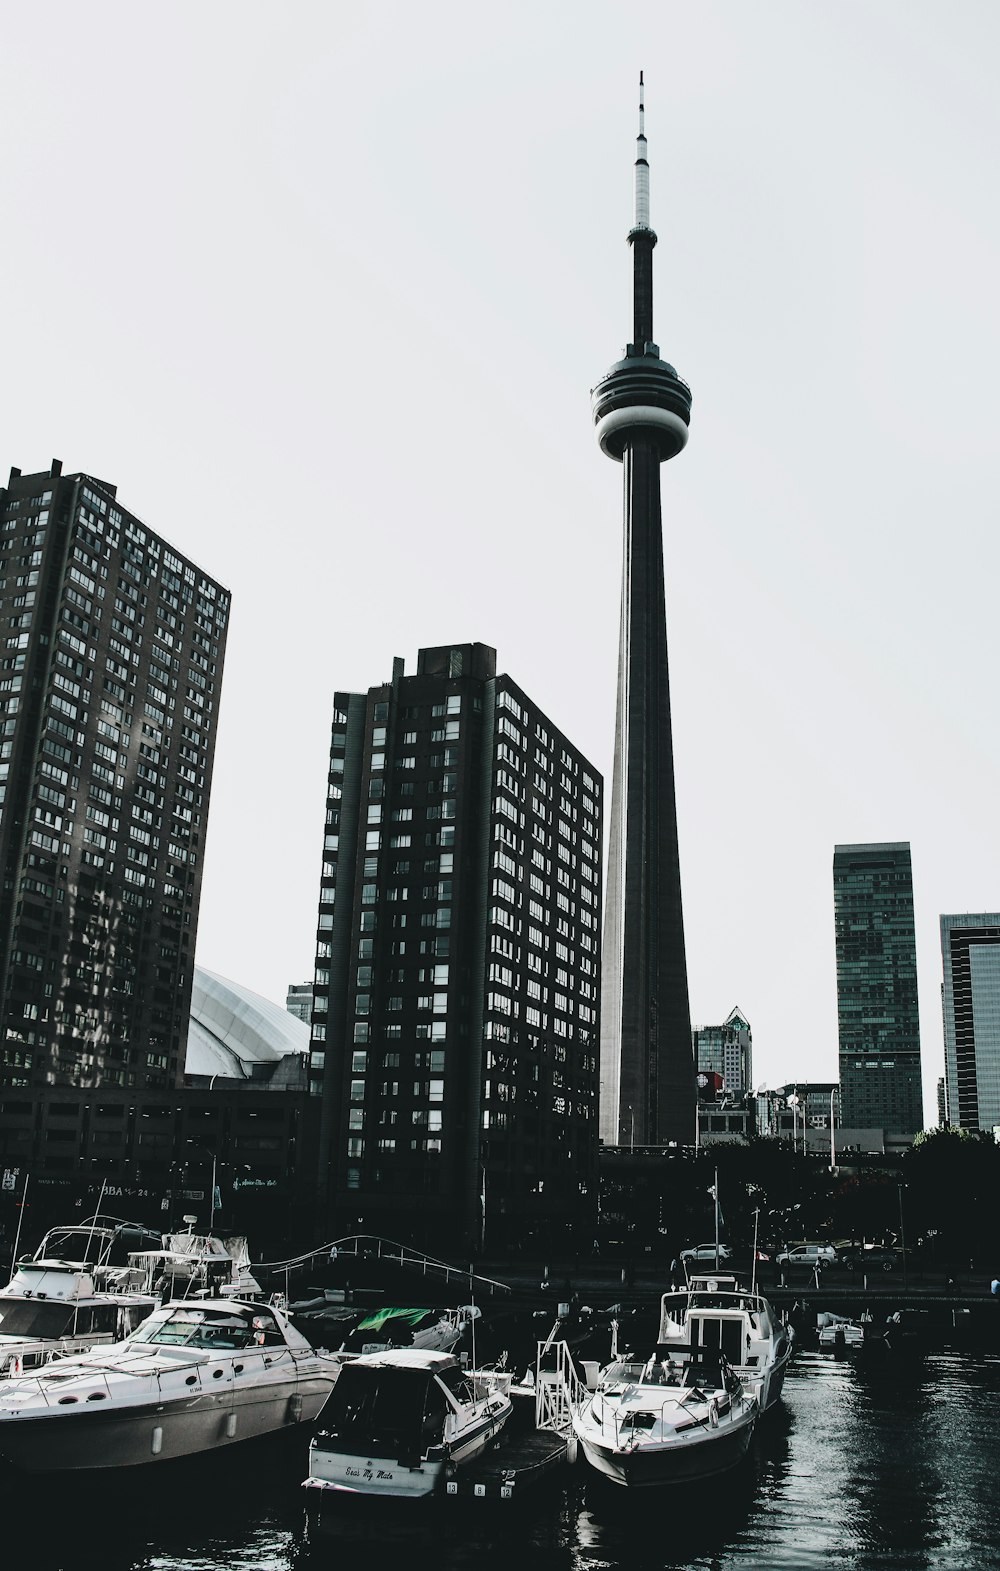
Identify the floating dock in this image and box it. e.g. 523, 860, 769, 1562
444, 1431, 571, 1499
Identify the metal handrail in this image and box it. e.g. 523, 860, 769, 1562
256, 1234, 511, 1297
534, 1339, 585, 1436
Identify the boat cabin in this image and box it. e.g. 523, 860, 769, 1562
128, 1302, 289, 1352
657, 1283, 782, 1372
319, 1350, 478, 1457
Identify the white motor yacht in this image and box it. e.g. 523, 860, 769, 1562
572, 1347, 758, 1488
656, 1273, 795, 1414
303, 1347, 513, 1499
0, 1297, 342, 1471
0, 1222, 159, 1376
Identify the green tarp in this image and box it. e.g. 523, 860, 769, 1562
355, 1306, 433, 1333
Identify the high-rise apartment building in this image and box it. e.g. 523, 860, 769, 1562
833, 842, 923, 1135
0, 462, 228, 1091
597, 77, 696, 1149
940, 914, 1000, 1133
307, 643, 602, 1252
692, 1007, 752, 1096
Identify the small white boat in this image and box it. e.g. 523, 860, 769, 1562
303, 1347, 513, 1499
657, 1273, 795, 1414
817, 1313, 865, 1349
0, 1297, 342, 1472
572, 1348, 757, 1488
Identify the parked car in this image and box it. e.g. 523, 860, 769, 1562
679, 1243, 733, 1264
840, 1245, 900, 1272
776, 1243, 837, 1266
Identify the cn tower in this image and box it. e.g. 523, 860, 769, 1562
595, 75, 696, 1149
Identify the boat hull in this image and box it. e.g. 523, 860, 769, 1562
0, 1373, 333, 1472
576, 1406, 756, 1488
305, 1405, 510, 1499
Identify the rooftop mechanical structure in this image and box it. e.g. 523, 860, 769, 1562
597, 76, 696, 1148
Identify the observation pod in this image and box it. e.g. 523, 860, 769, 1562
592, 350, 692, 462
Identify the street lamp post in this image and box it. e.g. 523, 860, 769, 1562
898, 1185, 908, 1291
787, 1093, 800, 1152
829, 1088, 837, 1171
186, 1143, 218, 1234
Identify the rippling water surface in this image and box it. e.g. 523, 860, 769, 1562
10, 1341, 1000, 1571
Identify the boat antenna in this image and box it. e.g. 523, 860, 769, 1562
468, 1261, 477, 1371
84, 1178, 108, 1267
10, 1170, 29, 1265
751, 1208, 760, 1294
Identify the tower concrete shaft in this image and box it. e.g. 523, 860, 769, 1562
595, 77, 696, 1148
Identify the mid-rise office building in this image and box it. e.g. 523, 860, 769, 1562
940, 913, 1000, 1133
307, 643, 602, 1252
833, 842, 923, 1135
0, 462, 228, 1091
286, 983, 312, 1024
693, 1007, 752, 1096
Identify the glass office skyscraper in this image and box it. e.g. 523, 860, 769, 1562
833, 841, 923, 1135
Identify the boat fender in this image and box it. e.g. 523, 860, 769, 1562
566, 1435, 579, 1466
708, 1399, 719, 1428
288, 1394, 304, 1424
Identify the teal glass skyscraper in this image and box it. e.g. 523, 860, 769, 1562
833, 841, 923, 1135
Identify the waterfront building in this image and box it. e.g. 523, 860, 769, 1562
307, 643, 602, 1252
940, 913, 1000, 1134
0, 462, 228, 1092
0, 961, 309, 1250
597, 77, 696, 1150
697, 1100, 755, 1145
693, 1007, 752, 1096
833, 842, 923, 1136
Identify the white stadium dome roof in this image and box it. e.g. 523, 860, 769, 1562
186, 966, 309, 1079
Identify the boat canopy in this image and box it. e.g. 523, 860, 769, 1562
354, 1307, 435, 1334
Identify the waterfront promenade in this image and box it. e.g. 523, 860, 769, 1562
473, 1253, 1000, 1323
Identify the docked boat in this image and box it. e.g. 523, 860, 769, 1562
128, 1226, 263, 1301
656, 1272, 795, 1414
0, 1222, 160, 1376
0, 1297, 342, 1471
571, 1346, 757, 1487
303, 1347, 513, 1499
817, 1313, 865, 1350
290, 1302, 478, 1360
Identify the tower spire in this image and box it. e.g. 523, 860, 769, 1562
634, 70, 650, 232
628, 71, 657, 349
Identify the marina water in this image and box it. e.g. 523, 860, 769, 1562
7, 1338, 1000, 1571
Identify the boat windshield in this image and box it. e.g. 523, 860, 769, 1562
0, 1301, 76, 1339
322, 1362, 447, 1453
599, 1361, 648, 1386
130, 1308, 259, 1351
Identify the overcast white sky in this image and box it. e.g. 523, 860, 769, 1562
2, 2, 998, 1124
